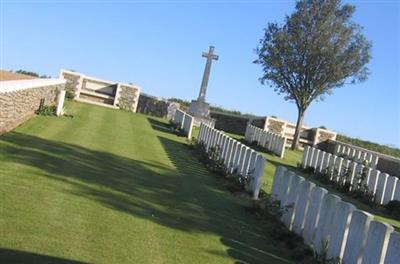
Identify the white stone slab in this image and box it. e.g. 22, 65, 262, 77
367, 169, 380, 196
302, 146, 310, 168
342, 210, 373, 264
327, 201, 356, 260
316, 151, 325, 173
251, 154, 266, 199
282, 175, 305, 230
384, 231, 400, 264
303, 187, 328, 245
233, 145, 245, 174
362, 221, 393, 264
278, 170, 295, 206
320, 153, 331, 173
393, 179, 400, 201
313, 194, 342, 253
383, 176, 398, 205
292, 180, 316, 235
271, 166, 287, 201
376, 173, 389, 205
334, 157, 344, 183
56, 90, 66, 116
239, 147, 251, 175
312, 149, 321, 169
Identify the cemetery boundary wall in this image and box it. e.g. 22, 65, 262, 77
302, 146, 400, 205
198, 123, 266, 199
271, 166, 399, 263
172, 109, 194, 139
0, 79, 66, 134
244, 124, 286, 158
136, 93, 180, 119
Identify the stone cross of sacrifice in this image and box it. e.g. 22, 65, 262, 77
197, 46, 218, 102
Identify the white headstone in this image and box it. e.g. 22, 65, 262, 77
368, 169, 380, 196
302, 146, 310, 168
362, 221, 393, 264
334, 157, 344, 183
327, 201, 356, 260
316, 151, 326, 173
384, 231, 400, 264
376, 173, 389, 205
239, 147, 251, 175
292, 180, 316, 235
393, 179, 400, 201
278, 170, 295, 206
383, 176, 398, 205
251, 154, 265, 199
342, 210, 373, 264
313, 194, 342, 253
303, 187, 328, 245
312, 149, 321, 169
233, 144, 244, 174
282, 175, 305, 229
271, 166, 287, 201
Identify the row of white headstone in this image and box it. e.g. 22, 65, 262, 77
244, 124, 286, 158
334, 142, 380, 169
271, 166, 399, 263
302, 146, 400, 205
198, 123, 266, 199
172, 109, 194, 139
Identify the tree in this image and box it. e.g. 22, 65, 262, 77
254, 0, 371, 150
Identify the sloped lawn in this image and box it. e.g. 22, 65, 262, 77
0, 101, 293, 264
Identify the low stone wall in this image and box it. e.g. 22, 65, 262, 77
209, 112, 250, 135
118, 84, 140, 112
0, 79, 65, 134
136, 94, 179, 119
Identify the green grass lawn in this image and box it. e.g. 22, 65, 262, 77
0, 101, 294, 264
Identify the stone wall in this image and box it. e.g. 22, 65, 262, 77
209, 112, 249, 135
62, 71, 80, 97
136, 93, 178, 118
0, 79, 65, 134
118, 85, 140, 112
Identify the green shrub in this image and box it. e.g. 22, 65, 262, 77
386, 200, 400, 220
65, 90, 74, 100
35, 105, 56, 116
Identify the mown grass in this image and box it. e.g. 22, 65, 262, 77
0, 101, 294, 264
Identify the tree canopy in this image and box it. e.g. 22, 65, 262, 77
255, 0, 371, 149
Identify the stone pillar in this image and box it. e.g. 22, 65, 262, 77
56, 90, 66, 116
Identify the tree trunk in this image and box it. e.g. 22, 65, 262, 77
291, 109, 305, 150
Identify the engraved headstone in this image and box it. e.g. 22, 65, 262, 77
362, 221, 393, 264
342, 210, 373, 264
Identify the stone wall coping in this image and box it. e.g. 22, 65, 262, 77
0, 78, 66, 93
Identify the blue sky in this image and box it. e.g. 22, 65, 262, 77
1, 0, 399, 147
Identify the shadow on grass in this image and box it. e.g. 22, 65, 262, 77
0, 130, 290, 263
146, 116, 174, 134
0, 248, 89, 264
